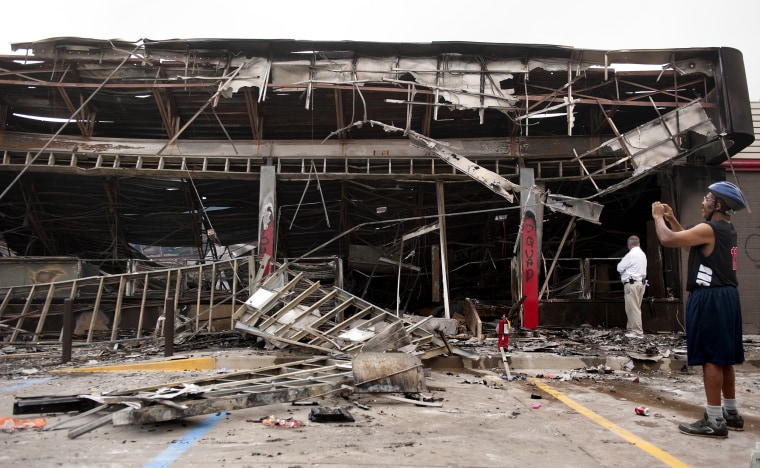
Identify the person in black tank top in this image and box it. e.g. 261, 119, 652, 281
651, 181, 747, 438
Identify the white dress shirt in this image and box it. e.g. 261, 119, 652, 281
617, 246, 647, 283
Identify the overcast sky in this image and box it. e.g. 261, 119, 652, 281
2, 0, 758, 99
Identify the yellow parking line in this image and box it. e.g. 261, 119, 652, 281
50, 356, 217, 373
530, 378, 690, 468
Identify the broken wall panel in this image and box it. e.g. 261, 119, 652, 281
0, 257, 82, 299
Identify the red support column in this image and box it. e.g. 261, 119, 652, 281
258, 166, 276, 277
521, 211, 539, 329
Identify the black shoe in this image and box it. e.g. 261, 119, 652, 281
678, 413, 728, 438
723, 409, 744, 431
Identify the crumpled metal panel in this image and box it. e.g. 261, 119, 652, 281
587, 100, 719, 198
618, 100, 717, 176
544, 193, 603, 224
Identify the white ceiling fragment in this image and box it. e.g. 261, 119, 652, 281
312, 58, 354, 83
221, 57, 270, 97
216, 53, 598, 113
270, 59, 312, 92
355, 57, 397, 82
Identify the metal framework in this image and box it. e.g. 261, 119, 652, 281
0, 38, 753, 329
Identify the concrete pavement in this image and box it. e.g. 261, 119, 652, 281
0, 349, 758, 466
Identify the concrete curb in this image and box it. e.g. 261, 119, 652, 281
46, 351, 760, 375
426, 352, 760, 374
50, 356, 217, 373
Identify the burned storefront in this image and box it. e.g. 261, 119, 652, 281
0, 38, 754, 344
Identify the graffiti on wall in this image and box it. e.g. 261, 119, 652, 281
522, 211, 538, 329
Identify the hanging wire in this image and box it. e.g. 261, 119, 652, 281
183, 172, 244, 287
289, 160, 332, 230
157, 63, 246, 155
211, 107, 239, 155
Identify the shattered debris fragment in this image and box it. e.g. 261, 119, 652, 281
0, 416, 46, 432
308, 407, 355, 423
259, 416, 302, 428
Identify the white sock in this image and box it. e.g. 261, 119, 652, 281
723, 398, 738, 413
706, 405, 723, 423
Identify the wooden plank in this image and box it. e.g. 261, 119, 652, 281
45, 404, 109, 431
162, 270, 171, 312
11, 285, 35, 342
110, 276, 127, 341
0, 286, 13, 321
237, 272, 305, 325
307, 305, 375, 346
253, 253, 270, 283
464, 298, 483, 340
87, 277, 105, 343
323, 312, 398, 353
136, 273, 149, 339
68, 407, 130, 439
286, 296, 354, 342
109, 356, 347, 395
256, 281, 321, 330
271, 289, 337, 336
361, 320, 412, 352
340, 314, 401, 353
33, 283, 56, 341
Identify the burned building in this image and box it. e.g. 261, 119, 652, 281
0, 37, 755, 343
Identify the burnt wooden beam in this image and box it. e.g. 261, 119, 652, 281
334, 88, 345, 140
152, 71, 179, 140
57, 87, 93, 138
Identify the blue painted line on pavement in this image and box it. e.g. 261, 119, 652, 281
143, 412, 227, 468
0, 377, 54, 393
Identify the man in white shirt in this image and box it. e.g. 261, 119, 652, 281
616, 235, 647, 338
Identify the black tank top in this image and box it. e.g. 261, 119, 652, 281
686, 220, 738, 291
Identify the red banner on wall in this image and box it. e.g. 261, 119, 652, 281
521, 211, 538, 329
259, 203, 274, 277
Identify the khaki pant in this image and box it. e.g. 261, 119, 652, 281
624, 281, 646, 334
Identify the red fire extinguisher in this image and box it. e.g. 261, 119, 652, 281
497, 316, 510, 350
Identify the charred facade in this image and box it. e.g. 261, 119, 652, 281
0, 38, 754, 336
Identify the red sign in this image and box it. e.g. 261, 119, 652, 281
521, 211, 538, 329
259, 204, 274, 276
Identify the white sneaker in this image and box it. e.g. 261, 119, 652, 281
625, 332, 643, 339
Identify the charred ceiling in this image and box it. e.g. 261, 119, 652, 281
0, 38, 754, 311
